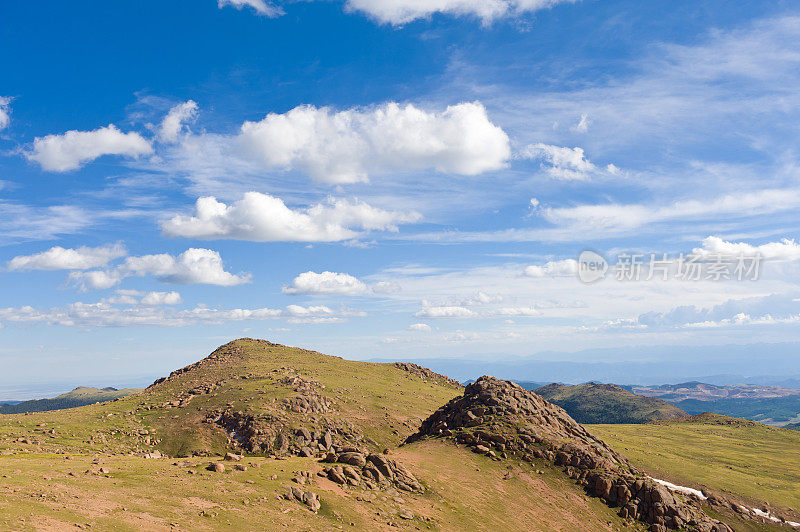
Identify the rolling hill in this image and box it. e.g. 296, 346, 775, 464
535, 382, 688, 424
0, 386, 141, 414
0, 339, 784, 530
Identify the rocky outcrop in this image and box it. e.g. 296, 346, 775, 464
408, 376, 731, 532
284, 485, 321, 513
209, 409, 363, 457
393, 362, 463, 388
320, 449, 424, 493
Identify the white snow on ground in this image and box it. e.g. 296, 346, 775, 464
649, 477, 800, 528
649, 477, 706, 499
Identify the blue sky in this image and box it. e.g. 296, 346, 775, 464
2, 0, 800, 396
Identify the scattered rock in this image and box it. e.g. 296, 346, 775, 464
284, 486, 321, 513
208, 462, 225, 473
299, 447, 314, 458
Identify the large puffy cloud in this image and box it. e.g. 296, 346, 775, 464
7, 244, 127, 271
0, 97, 11, 131
120, 248, 250, 286
283, 271, 368, 295
218, 0, 282, 16
693, 236, 800, 261
237, 102, 510, 183
161, 192, 420, 242
343, 0, 575, 25
69, 248, 249, 290
27, 125, 153, 172
158, 100, 198, 142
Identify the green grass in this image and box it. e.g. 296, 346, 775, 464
0, 339, 784, 530
0, 338, 650, 531
0, 339, 465, 458
588, 415, 800, 515
535, 382, 687, 424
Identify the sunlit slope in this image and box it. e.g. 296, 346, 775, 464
0, 339, 463, 458
0, 339, 646, 531
589, 414, 800, 520
0, 438, 646, 531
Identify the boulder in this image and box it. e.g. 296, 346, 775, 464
337, 452, 367, 468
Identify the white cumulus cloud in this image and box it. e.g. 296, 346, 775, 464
283, 271, 368, 295
7, 243, 127, 271
408, 323, 432, 331
161, 192, 420, 242
343, 0, 575, 25
27, 125, 153, 172
237, 102, 510, 183
694, 236, 800, 261
69, 248, 249, 290
121, 248, 250, 286
140, 291, 182, 305
159, 100, 198, 142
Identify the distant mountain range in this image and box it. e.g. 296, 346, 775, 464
0, 386, 141, 414
628, 382, 800, 401
389, 347, 800, 387
623, 382, 800, 427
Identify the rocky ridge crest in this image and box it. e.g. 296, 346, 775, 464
409, 376, 731, 532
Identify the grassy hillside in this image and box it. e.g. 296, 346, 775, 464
0, 438, 640, 531
589, 413, 800, 520
0, 339, 657, 531
535, 382, 687, 424
0, 386, 141, 415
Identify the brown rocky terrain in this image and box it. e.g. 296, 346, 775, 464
409, 376, 733, 531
